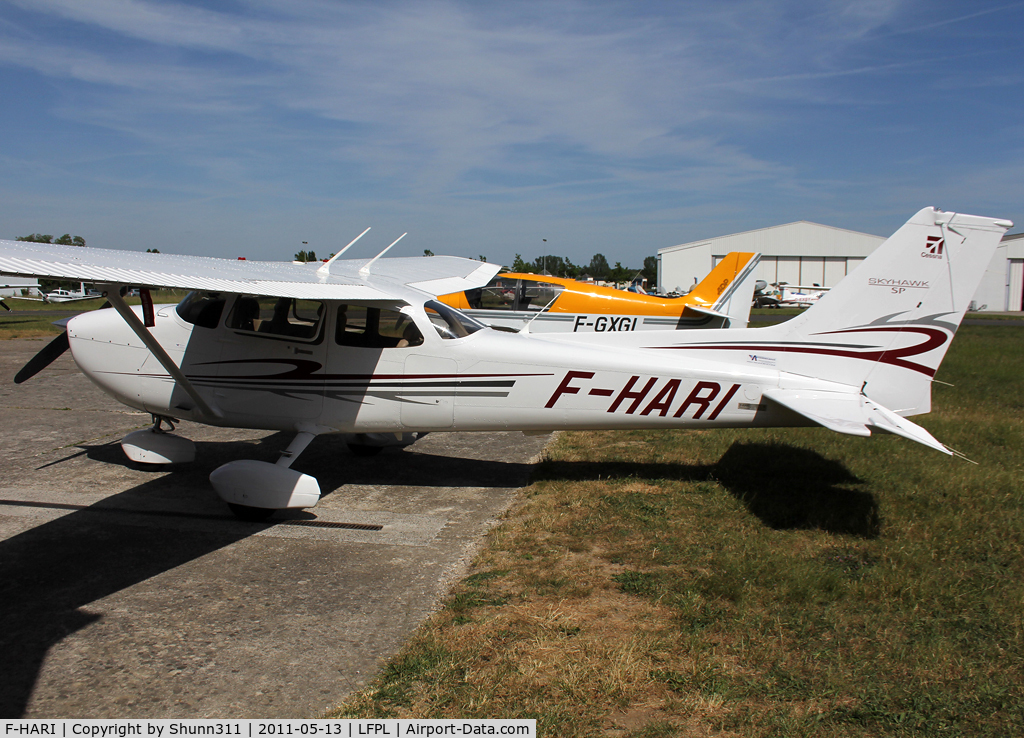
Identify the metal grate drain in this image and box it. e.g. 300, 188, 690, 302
281, 519, 383, 531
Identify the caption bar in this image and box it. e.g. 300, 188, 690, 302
3, 721, 535, 738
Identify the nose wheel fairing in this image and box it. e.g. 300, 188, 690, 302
120, 416, 197, 465
121, 428, 197, 464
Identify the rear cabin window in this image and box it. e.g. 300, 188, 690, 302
475, 276, 565, 311
227, 296, 324, 341
519, 281, 565, 311
336, 305, 424, 348
176, 291, 225, 329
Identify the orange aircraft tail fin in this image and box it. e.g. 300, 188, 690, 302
684, 252, 758, 308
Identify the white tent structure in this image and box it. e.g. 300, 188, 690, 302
0, 276, 41, 297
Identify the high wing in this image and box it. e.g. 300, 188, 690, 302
0, 239, 500, 302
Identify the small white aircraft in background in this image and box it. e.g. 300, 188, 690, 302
754, 282, 830, 309
0, 208, 1011, 520
6, 282, 101, 304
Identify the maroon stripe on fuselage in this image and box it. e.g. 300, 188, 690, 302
647, 326, 949, 377
187, 358, 553, 382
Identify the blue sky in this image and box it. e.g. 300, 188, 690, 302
0, 1, 1021, 267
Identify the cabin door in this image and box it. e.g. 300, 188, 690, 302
401, 355, 457, 429
212, 295, 327, 425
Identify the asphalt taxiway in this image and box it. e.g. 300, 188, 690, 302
0, 338, 551, 718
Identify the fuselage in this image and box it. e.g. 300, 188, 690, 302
65, 293, 852, 436
46, 289, 86, 302
437, 272, 722, 332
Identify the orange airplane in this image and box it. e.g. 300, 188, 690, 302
439, 252, 760, 333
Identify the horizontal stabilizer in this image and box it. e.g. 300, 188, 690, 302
763, 389, 950, 454
685, 304, 732, 322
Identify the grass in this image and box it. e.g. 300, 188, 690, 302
331, 324, 1024, 736
0, 291, 190, 339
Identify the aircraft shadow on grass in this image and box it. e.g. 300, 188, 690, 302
0, 434, 537, 718
534, 441, 879, 539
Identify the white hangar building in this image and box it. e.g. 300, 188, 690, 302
657, 220, 1024, 312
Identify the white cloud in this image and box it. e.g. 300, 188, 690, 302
0, 1, 890, 176
0, 0, 1019, 261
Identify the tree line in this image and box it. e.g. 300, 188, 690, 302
16, 233, 86, 247
14, 233, 88, 292
510, 253, 657, 284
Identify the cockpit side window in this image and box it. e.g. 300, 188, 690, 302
227, 296, 324, 341
519, 281, 565, 311
336, 305, 424, 348
176, 291, 225, 329
474, 276, 565, 312
423, 299, 485, 339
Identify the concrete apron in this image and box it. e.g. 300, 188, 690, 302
0, 337, 551, 718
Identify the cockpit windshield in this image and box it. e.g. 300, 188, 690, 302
423, 299, 486, 340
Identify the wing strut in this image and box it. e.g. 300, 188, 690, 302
101, 284, 223, 420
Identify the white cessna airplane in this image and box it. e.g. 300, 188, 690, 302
755, 282, 830, 309
6, 282, 100, 303
0, 208, 1010, 520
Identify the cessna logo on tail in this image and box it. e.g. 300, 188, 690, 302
922, 235, 944, 259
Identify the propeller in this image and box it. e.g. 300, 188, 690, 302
14, 331, 70, 383
13, 299, 113, 384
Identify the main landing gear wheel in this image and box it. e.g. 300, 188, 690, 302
227, 503, 276, 522
210, 432, 321, 520
348, 443, 383, 457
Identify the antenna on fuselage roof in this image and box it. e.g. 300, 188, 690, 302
359, 233, 407, 276
318, 227, 371, 276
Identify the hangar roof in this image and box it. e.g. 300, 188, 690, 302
1003, 232, 1024, 259
659, 220, 885, 258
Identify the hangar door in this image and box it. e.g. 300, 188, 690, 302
775, 257, 800, 286
824, 258, 847, 287
799, 258, 825, 287
1009, 260, 1024, 311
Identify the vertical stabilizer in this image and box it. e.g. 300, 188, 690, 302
711, 252, 761, 328
685, 252, 760, 328
761, 208, 1011, 415
687, 252, 756, 306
